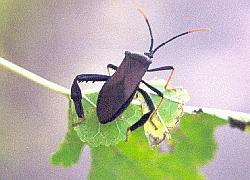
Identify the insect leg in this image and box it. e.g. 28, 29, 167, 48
141, 80, 163, 97
149, 67, 175, 125
147, 65, 175, 89
71, 74, 110, 127
126, 88, 156, 141
107, 64, 118, 75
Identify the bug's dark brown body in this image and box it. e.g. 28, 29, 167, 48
97, 51, 151, 123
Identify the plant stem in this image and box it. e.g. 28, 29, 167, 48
184, 106, 250, 122
1, 57, 249, 121
0, 57, 70, 96
0, 57, 96, 107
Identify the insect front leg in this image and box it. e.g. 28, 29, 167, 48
147, 65, 174, 89
126, 88, 156, 141
71, 74, 110, 127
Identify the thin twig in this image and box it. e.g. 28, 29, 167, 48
0, 57, 70, 96
184, 106, 250, 122
0, 57, 96, 107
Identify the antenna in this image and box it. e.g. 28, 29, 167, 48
137, 8, 154, 55
152, 28, 209, 55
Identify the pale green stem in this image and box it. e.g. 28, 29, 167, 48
0, 57, 96, 107
184, 106, 250, 122
0, 57, 70, 96
1, 57, 249, 120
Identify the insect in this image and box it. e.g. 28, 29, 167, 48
71, 9, 208, 141
229, 117, 250, 131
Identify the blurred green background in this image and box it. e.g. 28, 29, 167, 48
1, 1, 250, 179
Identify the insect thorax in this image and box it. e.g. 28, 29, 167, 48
124, 51, 152, 66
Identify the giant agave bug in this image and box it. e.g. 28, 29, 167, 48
71, 9, 208, 141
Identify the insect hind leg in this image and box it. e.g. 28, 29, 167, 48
126, 88, 157, 141
71, 74, 110, 127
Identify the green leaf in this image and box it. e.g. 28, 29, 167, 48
51, 100, 85, 167
89, 113, 227, 180
52, 84, 228, 178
